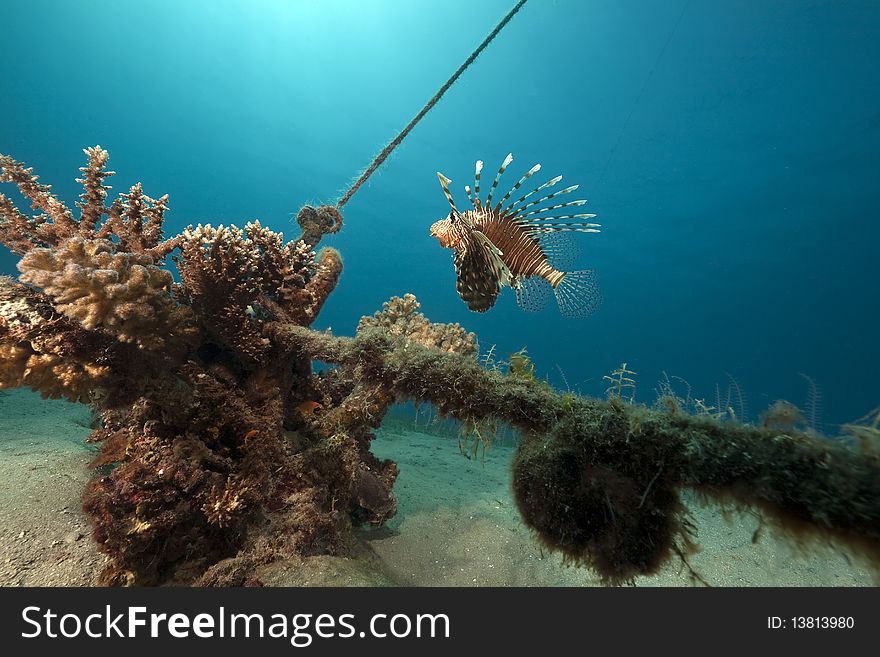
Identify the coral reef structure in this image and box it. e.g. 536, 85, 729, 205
0, 148, 389, 584
2, 147, 879, 586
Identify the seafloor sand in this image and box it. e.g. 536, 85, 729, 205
0, 389, 873, 586
0, 389, 106, 585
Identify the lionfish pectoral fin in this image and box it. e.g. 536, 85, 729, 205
470, 230, 511, 287
453, 230, 506, 313
552, 270, 602, 318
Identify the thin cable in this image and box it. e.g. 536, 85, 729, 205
597, 0, 689, 184
336, 0, 529, 208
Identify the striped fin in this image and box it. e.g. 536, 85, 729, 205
502, 175, 563, 215
515, 199, 589, 221
471, 229, 511, 286
465, 185, 476, 208
473, 160, 484, 209
437, 172, 457, 211
524, 213, 598, 224
453, 229, 506, 313
486, 153, 513, 208
522, 221, 602, 234
496, 163, 541, 211
509, 185, 579, 218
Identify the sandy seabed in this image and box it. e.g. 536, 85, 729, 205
0, 389, 873, 587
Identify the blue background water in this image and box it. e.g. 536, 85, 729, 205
1, 0, 878, 427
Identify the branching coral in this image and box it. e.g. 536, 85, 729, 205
174, 221, 341, 361
358, 293, 478, 356
0, 146, 179, 255
0, 147, 382, 585
176, 223, 274, 361
0, 277, 128, 403
2, 146, 192, 352
19, 236, 195, 350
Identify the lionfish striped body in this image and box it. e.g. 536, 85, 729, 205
430, 154, 602, 317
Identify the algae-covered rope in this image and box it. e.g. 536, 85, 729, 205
336, 0, 529, 208
269, 321, 880, 584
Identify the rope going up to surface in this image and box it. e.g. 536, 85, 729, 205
336, 0, 529, 208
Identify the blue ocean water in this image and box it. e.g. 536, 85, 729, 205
1, 0, 877, 427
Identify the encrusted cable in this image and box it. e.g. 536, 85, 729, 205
336, 0, 529, 208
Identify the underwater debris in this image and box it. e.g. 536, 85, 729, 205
295, 205, 342, 248
604, 362, 637, 401
335, 0, 530, 209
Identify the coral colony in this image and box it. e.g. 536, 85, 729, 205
1, 148, 879, 586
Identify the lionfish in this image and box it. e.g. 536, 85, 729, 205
430, 154, 602, 317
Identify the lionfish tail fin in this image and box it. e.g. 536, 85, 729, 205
437, 172, 457, 211
553, 269, 601, 318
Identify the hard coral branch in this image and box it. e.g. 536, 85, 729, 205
177, 223, 270, 362
1, 146, 177, 257
0, 277, 138, 403
0, 152, 76, 246
175, 220, 328, 362
357, 293, 478, 356
76, 145, 113, 236
18, 237, 196, 350
1, 147, 387, 586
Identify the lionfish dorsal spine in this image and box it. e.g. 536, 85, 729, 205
473, 160, 483, 209
486, 153, 514, 208
515, 198, 589, 221
437, 172, 457, 211
513, 184, 579, 217
495, 163, 541, 212
522, 220, 601, 234
503, 174, 562, 215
